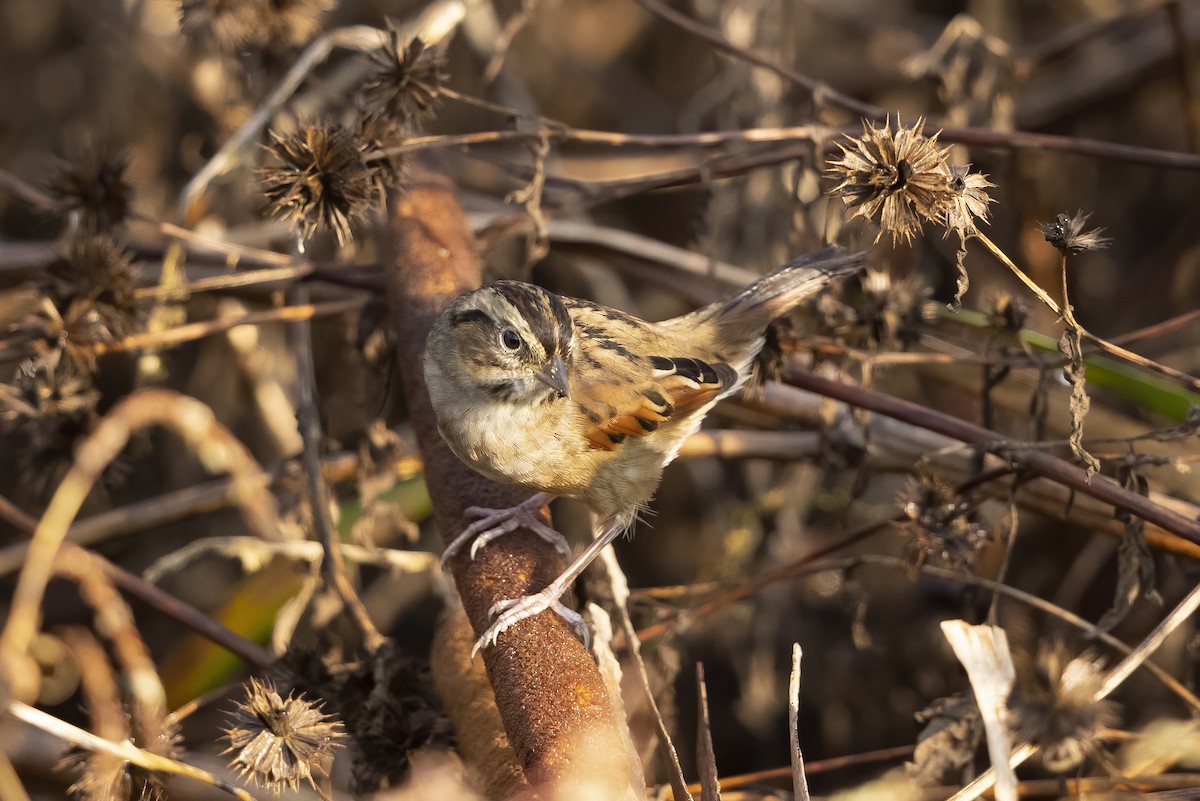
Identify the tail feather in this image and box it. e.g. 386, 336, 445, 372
714, 246, 864, 323
676, 247, 864, 352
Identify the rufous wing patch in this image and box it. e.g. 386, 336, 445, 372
580, 356, 736, 451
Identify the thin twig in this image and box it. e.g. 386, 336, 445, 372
1098, 578, 1200, 698
642, 554, 1200, 713
289, 283, 385, 650
789, 644, 810, 801
630, 0, 881, 119
179, 0, 465, 218
8, 701, 259, 801
0, 390, 278, 701
92, 297, 364, 355
784, 367, 1200, 544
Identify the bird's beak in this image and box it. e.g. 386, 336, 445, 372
535, 354, 571, 399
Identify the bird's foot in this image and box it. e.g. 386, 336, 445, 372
471, 589, 589, 657
441, 492, 570, 564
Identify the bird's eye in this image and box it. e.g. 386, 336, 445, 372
500, 329, 521, 350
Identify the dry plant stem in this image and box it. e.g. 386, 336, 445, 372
784, 368, 1200, 545
599, 548, 692, 801
1110, 307, 1200, 347
1098, 577, 1200, 698
0, 490, 275, 669
178, 0, 466, 218
631, 0, 881, 119
743, 382, 1200, 560
789, 644, 811, 801
945, 742, 1038, 801
7, 701, 259, 801
629, 0, 1200, 170
683, 746, 914, 795
0, 389, 279, 702
0, 753, 31, 801
55, 545, 169, 723
647, 553, 1200, 713
93, 297, 363, 355
391, 116, 1200, 173
289, 283, 385, 651
1166, 1, 1200, 153
134, 264, 312, 300
383, 174, 632, 793
975, 232, 1200, 392
695, 664, 719, 801
1019, 0, 1173, 66
386, 122, 839, 155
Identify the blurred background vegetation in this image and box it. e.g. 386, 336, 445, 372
2, 0, 1199, 798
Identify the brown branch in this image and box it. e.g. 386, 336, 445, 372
382, 173, 633, 794
784, 367, 1200, 545
289, 283, 385, 651
0, 486, 277, 675
626, 0, 1200, 172
0, 389, 280, 704
630, 0, 881, 120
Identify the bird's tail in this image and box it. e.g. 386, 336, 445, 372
689, 246, 865, 341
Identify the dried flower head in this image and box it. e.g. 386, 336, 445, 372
65, 712, 182, 801
361, 26, 447, 126
817, 267, 936, 351
1040, 211, 1111, 255
0, 357, 100, 502
986, 292, 1027, 332
180, 0, 333, 52
908, 691, 983, 786
945, 164, 994, 237
1011, 644, 1119, 773
898, 474, 989, 570
49, 234, 140, 340
224, 678, 343, 794
259, 122, 386, 245
826, 118, 954, 244
48, 140, 132, 233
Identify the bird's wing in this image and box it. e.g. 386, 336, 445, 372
572, 352, 739, 452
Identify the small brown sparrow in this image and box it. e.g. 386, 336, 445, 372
424, 247, 863, 654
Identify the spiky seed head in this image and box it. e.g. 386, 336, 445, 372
361, 26, 447, 127
223, 678, 343, 794
826, 117, 955, 244
259, 122, 385, 246
47, 140, 132, 233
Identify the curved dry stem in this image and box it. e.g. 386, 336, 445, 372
0, 389, 278, 700
55, 545, 169, 728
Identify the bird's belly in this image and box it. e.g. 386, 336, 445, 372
443, 402, 593, 497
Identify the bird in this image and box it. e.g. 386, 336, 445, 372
423, 246, 864, 654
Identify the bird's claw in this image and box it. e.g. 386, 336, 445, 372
441, 493, 571, 564
470, 591, 590, 658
